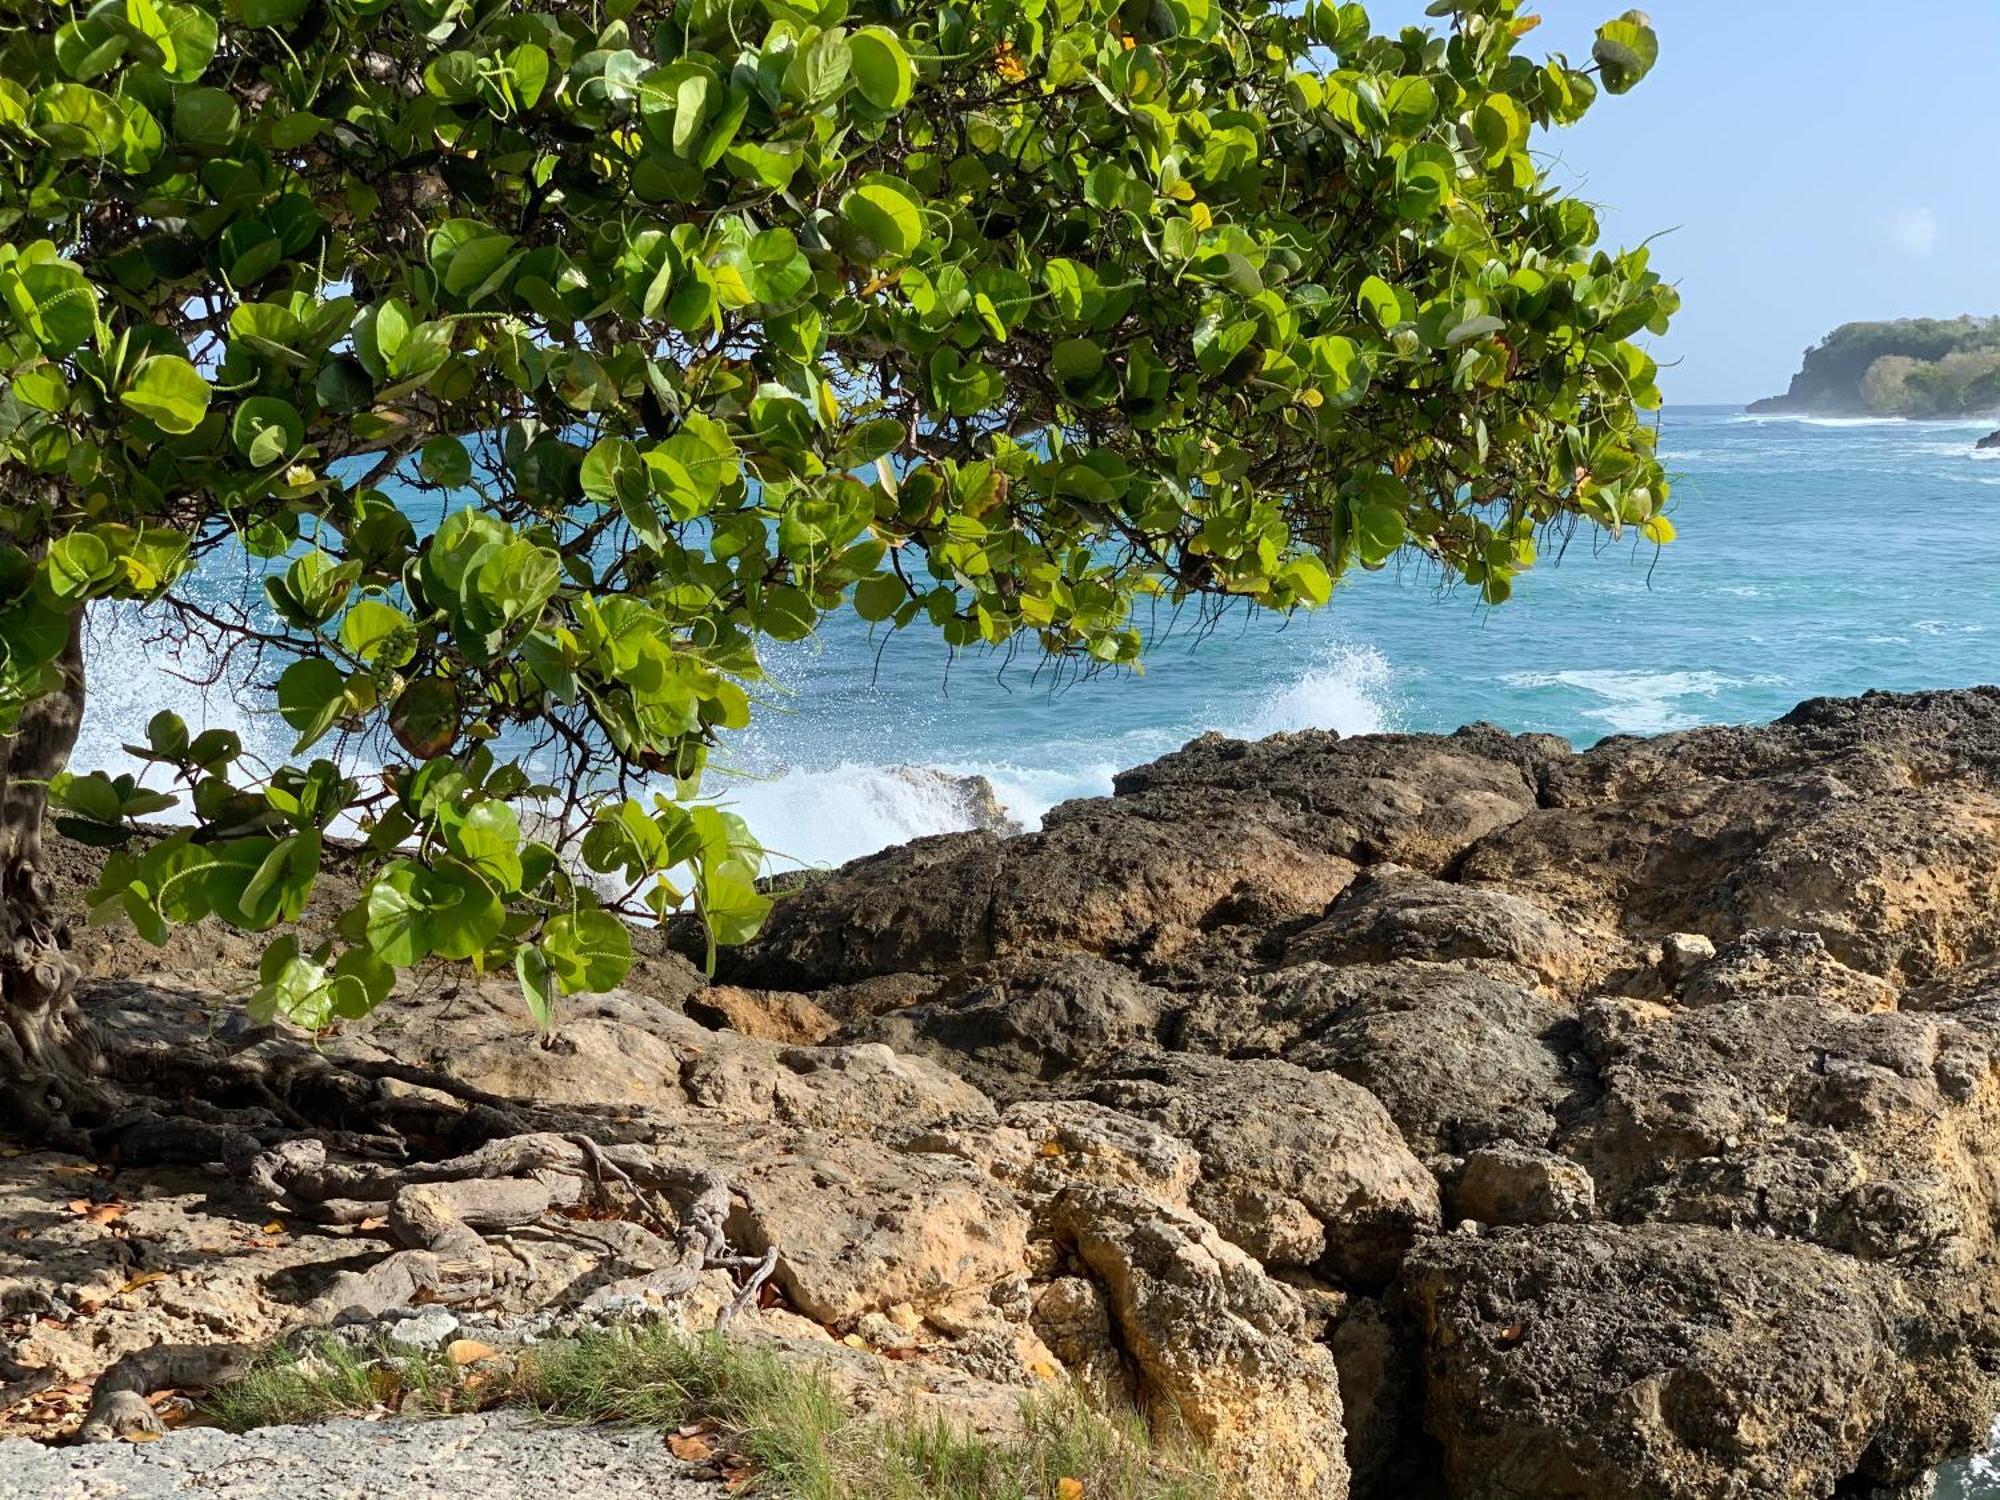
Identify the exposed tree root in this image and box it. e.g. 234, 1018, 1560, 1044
58, 1083, 779, 1440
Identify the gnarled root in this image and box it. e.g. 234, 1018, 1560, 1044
78, 1344, 257, 1443
69, 1129, 778, 1439
247, 1132, 774, 1328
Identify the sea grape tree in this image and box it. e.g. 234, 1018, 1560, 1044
0, 0, 1670, 1138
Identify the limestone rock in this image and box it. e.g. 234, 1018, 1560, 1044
725, 1133, 1031, 1324
1064, 1050, 1439, 1285
1674, 927, 1897, 1012
680, 986, 838, 1044
1278, 866, 1590, 993
1184, 961, 1578, 1161
1407, 1224, 1985, 1500
1450, 1143, 1596, 1227
1048, 1184, 1351, 1500
839, 956, 1177, 1101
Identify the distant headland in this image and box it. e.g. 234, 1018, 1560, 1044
1750, 316, 2000, 419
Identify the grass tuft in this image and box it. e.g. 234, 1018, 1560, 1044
201, 1322, 1215, 1500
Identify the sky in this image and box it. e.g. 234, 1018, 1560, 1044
1380, 1, 2000, 404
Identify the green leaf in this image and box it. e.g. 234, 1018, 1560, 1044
364, 861, 428, 967
420, 435, 473, 488
339, 599, 416, 666
516, 943, 557, 1034
840, 178, 924, 262
849, 26, 914, 110
171, 85, 239, 147
758, 584, 818, 642
698, 865, 771, 948
543, 908, 633, 995
276, 657, 347, 749
230, 396, 304, 466
423, 858, 505, 960
43, 533, 113, 601
853, 572, 905, 623
1593, 11, 1659, 94
120, 356, 210, 434
446, 800, 523, 894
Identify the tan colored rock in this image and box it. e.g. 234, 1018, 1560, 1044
1674, 927, 1897, 1013
1048, 1184, 1350, 1500
1451, 1143, 1597, 1226
682, 985, 838, 1044
998, 1099, 1201, 1204
725, 1133, 1030, 1324
1029, 1275, 1133, 1404
1066, 1050, 1438, 1286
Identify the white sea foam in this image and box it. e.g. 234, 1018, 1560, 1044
1231, 642, 1397, 739
71, 600, 1404, 876
75, 605, 294, 803
1501, 668, 1763, 736
713, 642, 1401, 871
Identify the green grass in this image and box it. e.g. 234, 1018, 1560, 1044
198, 1337, 471, 1430
200, 1324, 1216, 1500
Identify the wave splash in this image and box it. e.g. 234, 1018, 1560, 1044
70, 615, 1402, 876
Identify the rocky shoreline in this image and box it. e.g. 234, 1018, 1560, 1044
13, 687, 2000, 1497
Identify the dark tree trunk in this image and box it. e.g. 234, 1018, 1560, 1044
0, 610, 99, 1145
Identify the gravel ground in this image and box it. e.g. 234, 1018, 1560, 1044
0, 1413, 714, 1499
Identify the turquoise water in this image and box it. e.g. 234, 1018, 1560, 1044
716, 404, 2000, 865
78, 405, 2000, 869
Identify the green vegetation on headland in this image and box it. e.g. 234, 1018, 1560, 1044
1750, 316, 2000, 416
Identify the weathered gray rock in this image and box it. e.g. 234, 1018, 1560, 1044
1564, 993, 2000, 1268
0, 1414, 714, 1500
1407, 1224, 1990, 1500
1181, 961, 1577, 1161
1277, 866, 1590, 993
1675, 927, 1897, 1012
838, 955, 1177, 1101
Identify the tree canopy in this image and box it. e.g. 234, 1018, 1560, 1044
0, 0, 1671, 1034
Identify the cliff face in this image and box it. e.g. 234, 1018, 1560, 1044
1750, 316, 2000, 415
19, 688, 2000, 1498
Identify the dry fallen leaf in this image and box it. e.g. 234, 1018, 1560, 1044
119, 1271, 170, 1294
261, 1220, 287, 1235
50, 1165, 101, 1179
124, 1430, 164, 1444
446, 1339, 501, 1367
357, 1215, 388, 1232
666, 1432, 715, 1463
1058, 1479, 1085, 1500
840, 1333, 869, 1350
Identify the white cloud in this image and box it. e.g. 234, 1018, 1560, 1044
1892, 206, 1940, 258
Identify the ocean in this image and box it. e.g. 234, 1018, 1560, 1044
80, 404, 2000, 867
68, 406, 2000, 1488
